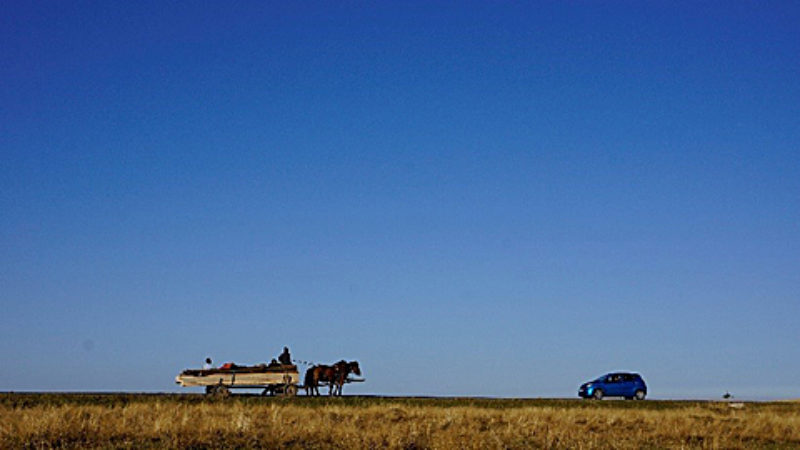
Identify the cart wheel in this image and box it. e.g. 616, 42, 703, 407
209, 385, 230, 398
217, 385, 231, 398
284, 385, 298, 397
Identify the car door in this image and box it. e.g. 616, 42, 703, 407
619, 374, 634, 397
604, 374, 621, 396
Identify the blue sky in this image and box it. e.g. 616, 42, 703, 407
2, 1, 798, 399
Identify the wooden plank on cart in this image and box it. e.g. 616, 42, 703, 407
175, 365, 301, 388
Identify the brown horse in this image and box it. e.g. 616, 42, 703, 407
304, 364, 337, 396
331, 360, 361, 396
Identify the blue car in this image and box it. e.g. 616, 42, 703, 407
578, 372, 647, 400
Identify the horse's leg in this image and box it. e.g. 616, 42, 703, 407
313, 371, 321, 396
334, 377, 342, 396
335, 371, 346, 396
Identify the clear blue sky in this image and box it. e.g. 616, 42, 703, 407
2, 1, 798, 399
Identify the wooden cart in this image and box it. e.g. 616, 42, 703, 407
175, 364, 301, 397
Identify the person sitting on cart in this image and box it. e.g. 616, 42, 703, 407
278, 346, 292, 365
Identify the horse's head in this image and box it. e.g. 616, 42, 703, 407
349, 361, 361, 376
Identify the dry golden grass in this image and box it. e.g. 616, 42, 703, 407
1, 395, 799, 448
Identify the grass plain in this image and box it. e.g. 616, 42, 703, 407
2, 393, 799, 448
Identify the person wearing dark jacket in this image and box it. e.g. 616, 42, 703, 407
278, 347, 292, 365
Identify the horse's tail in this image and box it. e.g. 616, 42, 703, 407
304, 367, 316, 395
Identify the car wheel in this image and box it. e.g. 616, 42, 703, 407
593, 389, 604, 400
634, 390, 646, 400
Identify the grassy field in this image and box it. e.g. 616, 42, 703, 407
2, 393, 799, 448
